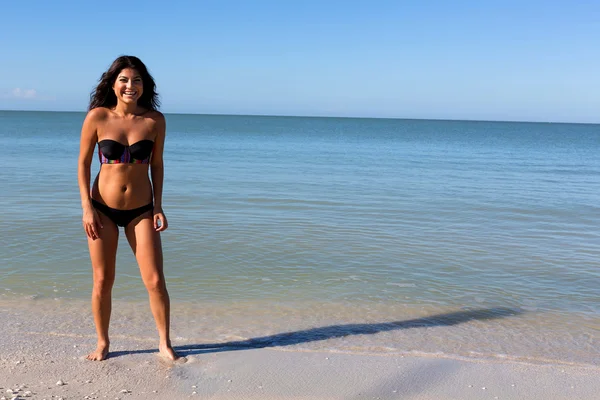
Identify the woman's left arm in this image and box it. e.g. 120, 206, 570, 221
151, 112, 168, 232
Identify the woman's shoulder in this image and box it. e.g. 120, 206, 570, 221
86, 107, 111, 122
143, 109, 165, 122
81, 107, 110, 131
142, 110, 166, 133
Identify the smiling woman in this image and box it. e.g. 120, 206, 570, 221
88, 57, 159, 111
77, 55, 181, 362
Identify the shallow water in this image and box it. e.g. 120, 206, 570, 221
0, 111, 599, 365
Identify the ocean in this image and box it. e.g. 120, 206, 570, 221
0, 110, 598, 365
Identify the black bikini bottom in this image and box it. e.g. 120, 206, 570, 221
91, 199, 153, 227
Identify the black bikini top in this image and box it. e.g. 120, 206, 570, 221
98, 139, 154, 164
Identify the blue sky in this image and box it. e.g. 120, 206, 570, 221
1, 0, 599, 122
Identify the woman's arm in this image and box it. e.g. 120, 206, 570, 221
78, 108, 102, 239
150, 112, 168, 231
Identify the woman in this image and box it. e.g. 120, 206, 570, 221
78, 55, 179, 361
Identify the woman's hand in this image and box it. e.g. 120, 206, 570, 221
82, 206, 103, 240
153, 206, 168, 232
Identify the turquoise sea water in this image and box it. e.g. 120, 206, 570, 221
0, 110, 598, 365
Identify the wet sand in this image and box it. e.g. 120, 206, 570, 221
1, 300, 598, 400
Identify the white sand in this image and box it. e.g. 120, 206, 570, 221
1, 306, 598, 400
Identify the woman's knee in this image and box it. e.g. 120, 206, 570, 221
92, 275, 115, 295
143, 274, 166, 294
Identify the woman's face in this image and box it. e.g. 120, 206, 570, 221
113, 68, 143, 105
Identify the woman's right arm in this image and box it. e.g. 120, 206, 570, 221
78, 109, 102, 239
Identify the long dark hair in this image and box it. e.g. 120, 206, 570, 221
89, 55, 160, 111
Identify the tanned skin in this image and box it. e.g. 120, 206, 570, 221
78, 68, 180, 361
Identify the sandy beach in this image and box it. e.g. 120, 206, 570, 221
2, 299, 598, 400
2, 335, 598, 400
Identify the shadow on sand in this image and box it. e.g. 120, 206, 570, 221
108, 306, 522, 359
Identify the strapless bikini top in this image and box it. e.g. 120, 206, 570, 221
98, 139, 154, 164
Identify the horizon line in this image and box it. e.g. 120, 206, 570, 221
0, 108, 598, 126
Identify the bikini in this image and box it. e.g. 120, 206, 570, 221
92, 139, 155, 227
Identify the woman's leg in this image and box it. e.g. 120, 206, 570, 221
86, 212, 119, 361
125, 215, 179, 360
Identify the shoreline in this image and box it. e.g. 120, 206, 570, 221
2, 332, 598, 400
2, 297, 599, 367
2, 298, 599, 399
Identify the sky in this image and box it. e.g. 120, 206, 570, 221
1, 0, 599, 123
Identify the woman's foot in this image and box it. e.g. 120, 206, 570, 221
86, 343, 109, 361
159, 342, 183, 362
